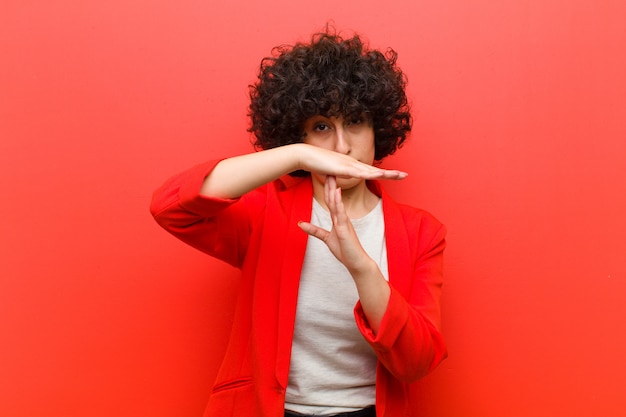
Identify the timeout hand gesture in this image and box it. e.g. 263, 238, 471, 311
298, 175, 372, 273
297, 144, 408, 181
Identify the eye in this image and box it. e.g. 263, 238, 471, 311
347, 113, 370, 127
313, 122, 331, 132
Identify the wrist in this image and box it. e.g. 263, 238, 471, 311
288, 143, 309, 172
348, 256, 379, 280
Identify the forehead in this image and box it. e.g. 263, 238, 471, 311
304, 110, 371, 121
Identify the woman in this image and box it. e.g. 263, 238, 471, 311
150, 29, 447, 417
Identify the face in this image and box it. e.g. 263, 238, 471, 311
302, 114, 376, 190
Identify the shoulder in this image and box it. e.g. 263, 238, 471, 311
394, 201, 445, 241
236, 175, 312, 221
378, 186, 446, 253
396, 201, 444, 231
242, 174, 310, 202
375, 182, 444, 231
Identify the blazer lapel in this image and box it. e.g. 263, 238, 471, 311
275, 178, 313, 388
380, 187, 413, 296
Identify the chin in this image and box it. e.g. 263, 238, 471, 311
336, 177, 364, 190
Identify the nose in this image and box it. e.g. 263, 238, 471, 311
334, 126, 350, 155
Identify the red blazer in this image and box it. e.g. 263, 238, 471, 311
150, 160, 447, 417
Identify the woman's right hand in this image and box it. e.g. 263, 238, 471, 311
200, 143, 406, 200
295, 143, 407, 180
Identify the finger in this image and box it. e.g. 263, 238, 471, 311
329, 186, 351, 230
298, 221, 329, 241
379, 169, 408, 180
361, 165, 408, 180
339, 163, 383, 179
325, 175, 336, 211
327, 184, 338, 224
333, 186, 342, 216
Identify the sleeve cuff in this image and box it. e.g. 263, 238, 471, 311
354, 287, 409, 350
178, 160, 240, 215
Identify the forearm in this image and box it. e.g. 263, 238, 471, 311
355, 287, 447, 382
200, 144, 304, 199
349, 259, 391, 334
201, 142, 407, 200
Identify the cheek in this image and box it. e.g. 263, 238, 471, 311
303, 136, 328, 150
360, 136, 376, 161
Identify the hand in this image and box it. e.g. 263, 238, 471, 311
298, 176, 373, 273
296, 144, 408, 181
298, 175, 391, 332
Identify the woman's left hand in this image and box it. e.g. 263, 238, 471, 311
298, 175, 390, 332
297, 176, 371, 273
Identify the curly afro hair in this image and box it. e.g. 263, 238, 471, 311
248, 29, 412, 165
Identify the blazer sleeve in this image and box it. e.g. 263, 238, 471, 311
149, 160, 265, 269
354, 216, 447, 383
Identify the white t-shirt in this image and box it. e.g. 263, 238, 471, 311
285, 197, 388, 415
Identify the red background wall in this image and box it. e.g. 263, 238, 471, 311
2, 1, 625, 416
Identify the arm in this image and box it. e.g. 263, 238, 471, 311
299, 180, 447, 382
298, 175, 391, 333
200, 143, 407, 199
150, 160, 258, 267
356, 221, 447, 382
151, 145, 406, 266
